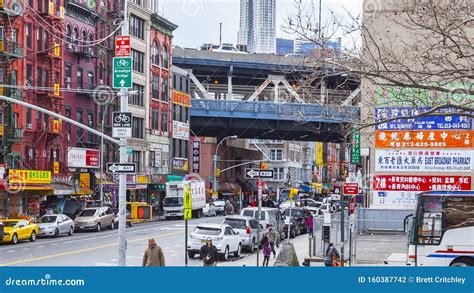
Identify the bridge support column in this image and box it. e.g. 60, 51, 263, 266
228, 66, 233, 100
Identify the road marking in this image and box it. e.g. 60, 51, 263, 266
22, 248, 29, 251
38, 246, 43, 248
6, 250, 15, 253
0, 231, 182, 267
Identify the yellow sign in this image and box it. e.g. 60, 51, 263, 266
184, 185, 192, 210
48, 1, 55, 15
184, 209, 192, 220
136, 175, 148, 184
80, 173, 90, 189
289, 188, 298, 200
8, 169, 52, 184
54, 44, 61, 56
52, 120, 60, 133
0, 40, 4, 52
59, 6, 65, 19
315, 142, 323, 166
0, 0, 3, 8
0, 125, 3, 137
53, 83, 60, 96
53, 162, 59, 174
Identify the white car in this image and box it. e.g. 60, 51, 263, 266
187, 223, 242, 261
300, 199, 322, 209
213, 200, 226, 215
318, 204, 335, 214
223, 216, 264, 252
209, 44, 248, 54
203, 202, 217, 217
37, 214, 74, 237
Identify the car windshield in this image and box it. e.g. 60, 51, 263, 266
194, 227, 221, 236
283, 209, 304, 217
38, 216, 57, 223
78, 209, 98, 217
213, 201, 225, 207
242, 210, 265, 220
164, 197, 183, 206
224, 219, 246, 229
1, 221, 19, 227
211, 45, 220, 49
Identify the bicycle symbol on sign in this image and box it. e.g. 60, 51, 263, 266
114, 113, 131, 124
116, 59, 130, 67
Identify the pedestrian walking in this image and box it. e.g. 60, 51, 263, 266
324, 243, 340, 267
200, 237, 218, 266
261, 235, 271, 266
142, 238, 165, 267
306, 214, 314, 237
266, 224, 278, 258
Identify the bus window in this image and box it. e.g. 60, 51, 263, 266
417, 196, 443, 245
444, 197, 474, 230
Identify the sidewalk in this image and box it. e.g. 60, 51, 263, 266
219, 234, 323, 267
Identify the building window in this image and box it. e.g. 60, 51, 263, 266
131, 49, 144, 73
44, 69, 49, 88
87, 71, 94, 90
26, 108, 32, 127
87, 113, 94, 142
151, 110, 159, 130
273, 167, 284, 180
26, 64, 33, 86
36, 27, 42, 51
65, 107, 71, 141
65, 63, 71, 88
130, 14, 145, 40
152, 74, 159, 100
132, 0, 143, 6
132, 117, 144, 139
129, 83, 144, 106
161, 77, 168, 102
77, 68, 83, 89
161, 112, 168, 132
162, 46, 169, 68
76, 110, 83, 140
37, 67, 43, 88
149, 151, 155, 168
270, 149, 283, 161
25, 24, 32, 48
132, 151, 141, 172
152, 41, 160, 66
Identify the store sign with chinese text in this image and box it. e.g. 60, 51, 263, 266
375, 150, 474, 172
172, 121, 190, 141
373, 175, 471, 192
8, 169, 51, 184
192, 139, 201, 173
375, 107, 472, 130
68, 147, 100, 169
137, 175, 149, 184
373, 191, 418, 208
172, 90, 191, 107
375, 130, 473, 148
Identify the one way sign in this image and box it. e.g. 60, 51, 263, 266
245, 169, 274, 179
107, 163, 136, 174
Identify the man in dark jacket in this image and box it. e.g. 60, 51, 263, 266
324, 243, 340, 266
200, 237, 218, 266
142, 238, 166, 266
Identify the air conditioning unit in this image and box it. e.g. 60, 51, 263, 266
99, 79, 104, 85
65, 77, 71, 83
26, 123, 32, 129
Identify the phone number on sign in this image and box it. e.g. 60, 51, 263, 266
358, 276, 408, 283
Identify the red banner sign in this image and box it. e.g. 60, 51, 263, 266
343, 183, 359, 195
115, 36, 131, 57
373, 175, 471, 192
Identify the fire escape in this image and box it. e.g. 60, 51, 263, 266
30, 1, 66, 172
0, 1, 24, 168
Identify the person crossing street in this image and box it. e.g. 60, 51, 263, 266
266, 224, 278, 258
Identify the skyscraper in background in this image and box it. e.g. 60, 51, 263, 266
237, 0, 276, 54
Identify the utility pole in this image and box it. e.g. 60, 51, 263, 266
118, 0, 129, 267
256, 173, 262, 267
219, 23, 222, 45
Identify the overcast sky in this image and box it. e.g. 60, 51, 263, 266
159, 0, 363, 49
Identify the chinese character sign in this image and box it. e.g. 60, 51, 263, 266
373, 191, 418, 207
375, 150, 474, 172
375, 130, 473, 148
373, 175, 471, 192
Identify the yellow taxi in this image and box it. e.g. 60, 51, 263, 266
0, 219, 39, 244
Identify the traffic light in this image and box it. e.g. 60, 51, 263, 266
289, 188, 298, 199
260, 162, 269, 170
216, 168, 221, 178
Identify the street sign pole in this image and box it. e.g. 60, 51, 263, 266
118, 0, 129, 267
183, 185, 192, 267
256, 174, 262, 267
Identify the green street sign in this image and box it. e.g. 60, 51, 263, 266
351, 129, 361, 164
113, 57, 132, 89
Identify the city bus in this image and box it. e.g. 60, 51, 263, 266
407, 191, 474, 266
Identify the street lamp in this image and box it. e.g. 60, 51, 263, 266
212, 135, 238, 195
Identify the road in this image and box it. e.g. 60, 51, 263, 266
0, 216, 254, 267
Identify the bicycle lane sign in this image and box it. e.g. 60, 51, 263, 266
112, 112, 132, 138
113, 57, 133, 89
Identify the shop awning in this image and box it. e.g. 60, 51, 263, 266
9, 185, 54, 191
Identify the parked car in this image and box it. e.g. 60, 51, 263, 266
223, 216, 264, 252
283, 217, 300, 238
0, 221, 4, 241
282, 208, 310, 234
240, 207, 285, 241
37, 214, 74, 237
301, 199, 322, 209
317, 203, 335, 214
187, 223, 242, 261
112, 208, 133, 228
212, 200, 226, 215
0, 219, 38, 244
203, 202, 217, 217
209, 44, 248, 54
74, 207, 115, 232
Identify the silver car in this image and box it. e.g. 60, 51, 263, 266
223, 216, 264, 252
37, 214, 75, 237
74, 207, 115, 232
